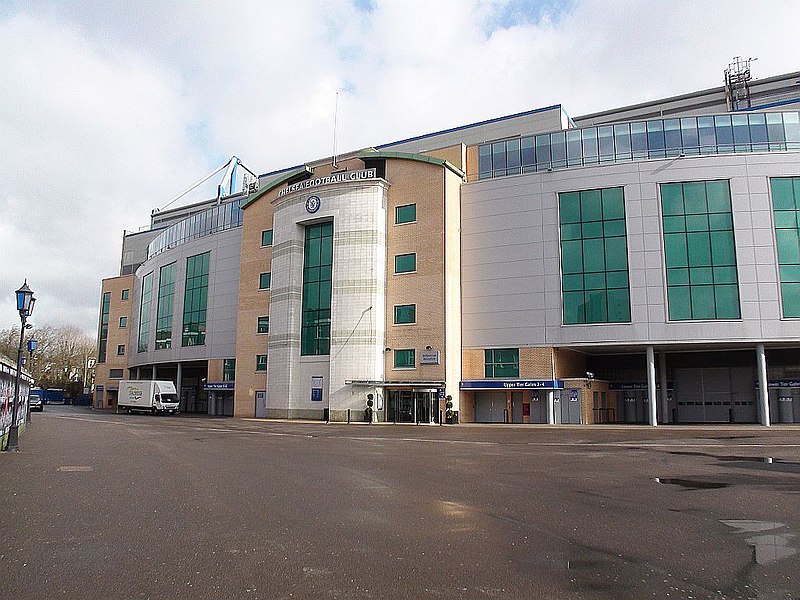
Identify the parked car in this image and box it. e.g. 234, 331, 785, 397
28, 393, 43, 412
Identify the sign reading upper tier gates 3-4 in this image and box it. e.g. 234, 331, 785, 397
460, 380, 564, 390
278, 168, 378, 198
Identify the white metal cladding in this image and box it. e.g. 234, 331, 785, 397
460, 151, 800, 349
128, 227, 242, 367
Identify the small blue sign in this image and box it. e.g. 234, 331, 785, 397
438, 388, 445, 399
311, 388, 323, 401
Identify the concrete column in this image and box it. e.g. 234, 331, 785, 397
151, 365, 156, 380
756, 344, 770, 427
647, 346, 657, 426
546, 390, 555, 425
176, 363, 183, 410
659, 352, 669, 424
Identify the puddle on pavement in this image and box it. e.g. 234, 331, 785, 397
654, 477, 729, 489
721, 520, 798, 565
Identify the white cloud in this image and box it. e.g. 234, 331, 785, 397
0, 0, 798, 336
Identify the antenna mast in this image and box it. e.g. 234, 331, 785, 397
332, 90, 339, 168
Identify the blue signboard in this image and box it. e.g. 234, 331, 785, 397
460, 379, 563, 390
204, 381, 235, 390
311, 388, 323, 402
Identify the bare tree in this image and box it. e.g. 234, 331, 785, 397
0, 325, 96, 396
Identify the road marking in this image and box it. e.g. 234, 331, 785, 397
57, 466, 93, 472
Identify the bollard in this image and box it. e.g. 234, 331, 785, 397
439, 410, 443, 426
347, 408, 351, 424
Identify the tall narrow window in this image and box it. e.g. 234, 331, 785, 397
155, 263, 176, 350
559, 187, 631, 324
661, 180, 740, 320
121, 289, 129, 301
138, 272, 153, 352
485, 349, 519, 378
259, 272, 271, 289
256, 354, 268, 372
98, 291, 110, 363
301, 222, 333, 355
257, 316, 270, 333
223, 358, 236, 381
770, 177, 800, 317
261, 229, 273, 246
182, 252, 210, 346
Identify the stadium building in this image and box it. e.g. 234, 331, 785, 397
95, 63, 800, 425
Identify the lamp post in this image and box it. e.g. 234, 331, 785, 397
4, 281, 35, 452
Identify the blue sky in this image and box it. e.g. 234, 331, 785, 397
0, 0, 798, 335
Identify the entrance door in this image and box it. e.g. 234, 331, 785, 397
511, 392, 523, 423
475, 392, 506, 423
255, 391, 267, 418
415, 392, 437, 424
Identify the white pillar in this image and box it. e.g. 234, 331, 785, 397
176, 363, 183, 411
756, 344, 770, 427
546, 390, 555, 425
647, 346, 657, 426
659, 352, 669, 424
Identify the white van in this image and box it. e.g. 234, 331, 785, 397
118, 380, 180, 415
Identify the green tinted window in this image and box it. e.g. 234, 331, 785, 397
261, 229, 273, 246
121, 289, 129, 301
98, 291, 111, 363
484, 348, 519, 378
259, 272, 271, 290
661, 181, 740, 320
559, 187, 630, 324
155, 263, 176, 350
256, 355, 267, 372
394, 349, 415, 369
395, 204, 416, 224
395, 253, 417, 273
394, 304, 416, 324
302, 222, 333, 355
223, 359, 236, 381
257, 316, 269, 334
771, 177, 800, 317
182, 252, 210, 346
138, 272, 154, 352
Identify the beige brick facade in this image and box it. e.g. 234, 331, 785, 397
94, 275, 134, 408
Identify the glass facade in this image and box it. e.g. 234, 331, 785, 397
148, 199, 243, 258
138, 272, 153, 352
485, 349, 519, 378
770, 177, 800, 317
223, 358, 236, 381
394, 304, 416, 324
560, 187, 630, 324
661, 181, 740, 320
395, 253, 416, 273
396, 204, 416, 224
301, 222, 333, 356
155, 262, 176, 350
98, 291, 110, 363
479, 111, 800, 180
394, 349, 415, 368
257, 316, 269, 333
182, 252, 210, 347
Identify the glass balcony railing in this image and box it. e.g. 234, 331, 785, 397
147, 199, 243, 259
478, 111, 800, 180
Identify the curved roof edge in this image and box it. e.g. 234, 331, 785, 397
240, 165, 313, 209
354, 150, 465, 178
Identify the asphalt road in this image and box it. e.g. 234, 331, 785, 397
1, 406, 799, 599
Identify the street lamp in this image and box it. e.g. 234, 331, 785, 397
4, 281, 35, 452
